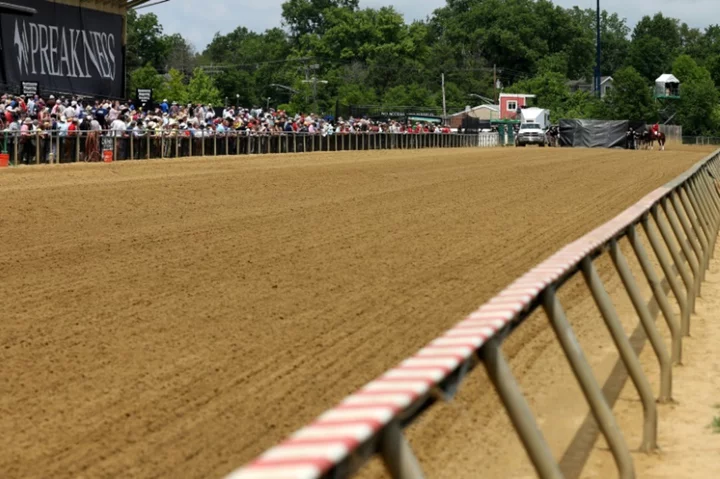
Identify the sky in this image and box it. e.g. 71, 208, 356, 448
143, 0, 720, 52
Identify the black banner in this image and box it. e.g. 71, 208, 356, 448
0, 0, 124, 98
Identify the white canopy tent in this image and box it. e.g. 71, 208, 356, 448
655, 74, 680, 98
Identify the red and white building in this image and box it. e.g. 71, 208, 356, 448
498, 93, 536, 120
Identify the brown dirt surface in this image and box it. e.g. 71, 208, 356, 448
580, 239, 720, 479
0, 146, 715, 479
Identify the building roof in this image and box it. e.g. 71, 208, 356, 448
0, 1, 36, 14
450, 105, 499, 117
499, 93, 536, 99
656, 74, 680, 84
50, 0, 150, 11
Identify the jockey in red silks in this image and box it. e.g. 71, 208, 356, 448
651, 122, 660, 139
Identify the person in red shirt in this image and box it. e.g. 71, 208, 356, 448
651, 122, 660, 139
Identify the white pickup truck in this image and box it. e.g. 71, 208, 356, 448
515, 108, 550, 147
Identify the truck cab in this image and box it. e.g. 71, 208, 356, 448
516, 122, 547, 147
515, 108, 550, 147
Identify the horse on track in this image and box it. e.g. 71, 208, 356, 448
640, 130, 666, 151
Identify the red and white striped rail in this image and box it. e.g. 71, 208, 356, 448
225, 183, 680, 479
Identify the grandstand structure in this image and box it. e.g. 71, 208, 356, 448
0, 0, 157, 98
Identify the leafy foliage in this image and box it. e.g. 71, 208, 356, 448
186, 69, 223, 106
605, 67, 657, 122
123, 1, 720, 133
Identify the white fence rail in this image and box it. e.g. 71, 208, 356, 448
226, 149, 720, 479
0, 130, 496, 167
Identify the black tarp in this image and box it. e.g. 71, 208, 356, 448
0, 0, 124, 98
559, 119, 629, 148
628, 121, 647, 133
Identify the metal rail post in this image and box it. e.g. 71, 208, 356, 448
687, 180, 715, 242
380, 421, 425, 479
699, 172, 720, 218
651, 206, 695, 338
697, 173, 720, 251
480, 337, 563, 478
694, 175, 718, 223
628, 225, 683, 360
702, 168, 720, 227
75, 132, 80, 162
642, 216, 689, 337
12, 133, 18, 165
580, 256, 659, 449
663, 198, 701, 311
683, 184, 710, 248
671, 193, 705, 286
35, 132, 41, 164
610, 237, 678, 382
679, 187, 710, 280
542, 288, 635, 479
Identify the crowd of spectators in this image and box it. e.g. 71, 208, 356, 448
1, 93, 457, 163
2, 93, 454, 136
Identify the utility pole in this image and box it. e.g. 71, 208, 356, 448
493, 64, 497, 103
302, 76, 328, 114
441, 73, 447, 121
595, 0, 602, 98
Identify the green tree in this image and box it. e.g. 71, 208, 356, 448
214, 70, 257, 107
126, 10, 170, 72
562, 91, 610, 119
129, 63, 165, 97
629, 14, 682, 81
605, 66, 656, 121
567, 8, 630, 76
672, 56, 720, 135
163, 69, 189, 105
186, 68, 222, 105
508, 72, 571, 120
163, 34, 197, 75
282, 0, 359, 38
673, 54, 706, 83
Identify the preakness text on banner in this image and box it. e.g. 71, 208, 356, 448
0, 0, 125, 98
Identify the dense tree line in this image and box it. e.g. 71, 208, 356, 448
126, 0, 720, 135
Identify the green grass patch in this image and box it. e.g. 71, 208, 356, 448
711, 416, 720, 434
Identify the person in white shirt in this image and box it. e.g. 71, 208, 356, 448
63, 101, 77, 121
110, 116, 126, 137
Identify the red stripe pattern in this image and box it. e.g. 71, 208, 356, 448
226, 186, 672, 479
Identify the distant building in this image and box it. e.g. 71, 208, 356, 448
567, 76, 614, 98
448, 105, 500, 129
499, 93, 536, 120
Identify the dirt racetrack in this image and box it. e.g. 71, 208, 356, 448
0, 146, 715, 479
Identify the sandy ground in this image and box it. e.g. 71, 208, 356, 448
0, 146, 715, 479
581, 240, 720, 479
